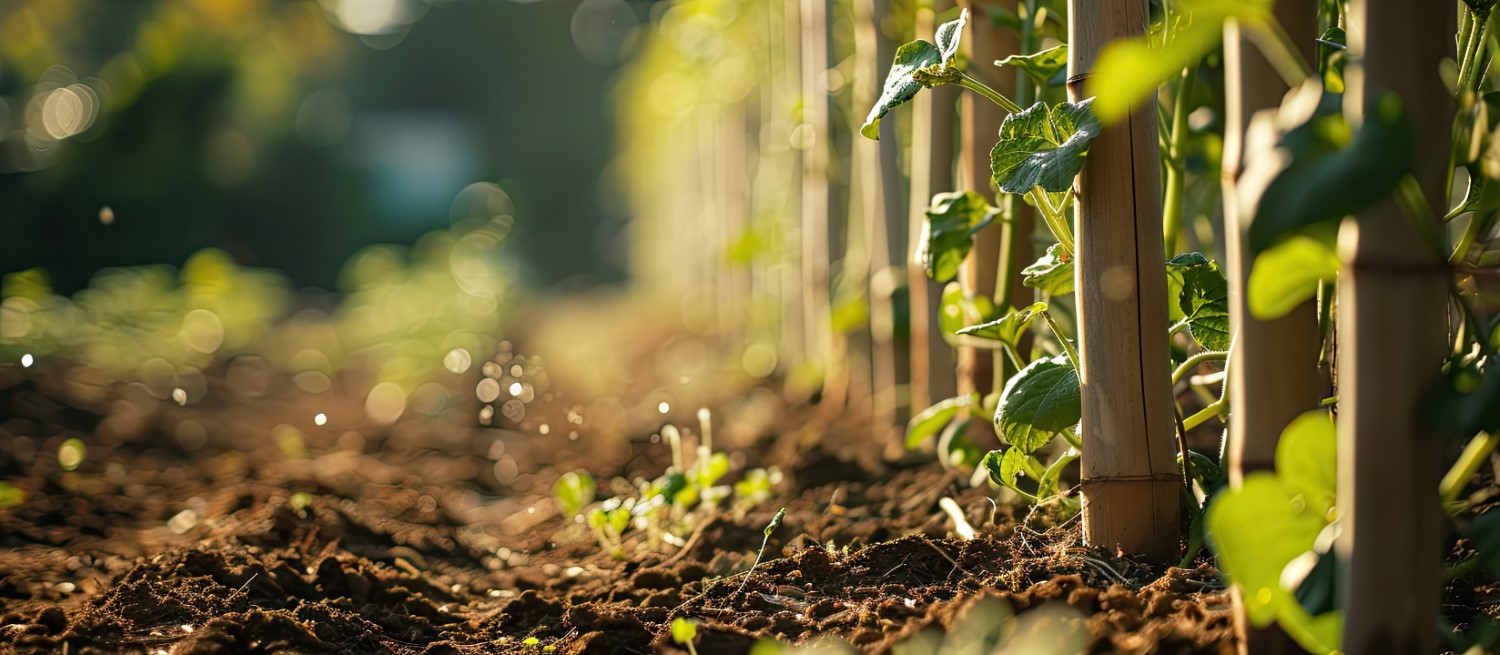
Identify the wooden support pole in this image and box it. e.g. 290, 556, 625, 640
1068, 0, 1181, 562
1336, 0, 1452, 652
800, 0, 840, 405
907, 0, 960, 413
854, 0, 905, 436
1222, 1, 1322, 484
780, 0, 807, 367
957, 0, 1018, 402
1222, 4, 1321, 652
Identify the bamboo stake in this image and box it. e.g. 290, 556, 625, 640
801, 0, 842, 407
957, 0, 1018, 403
1222, 4, 1321, 652
853, 0, 904, 437
1336, 0, 1452, 652
907, 0, 960, 414
1222, 1, 1321, 484
781, 0, 807, 367
1068, 0, 1181, 562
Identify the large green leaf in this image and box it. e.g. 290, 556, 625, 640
1248, 234, 1339, 320
995, 43, 1068, 88
906, 393, 982, 450
1088, 0, 1271, 123
1206, 475, 1326, 625
861, 10, 967, 140
1021, 244, 1075, 295
918, 191, 1001, 282
1249, 94, 1417, 253
1422, 362, 1500, 440
990, 99, 1102, 194
957, 301, 1047, 346
1165, 253, 1230, 350
1275, 411, 1337, 520
994, 352, 1080, 453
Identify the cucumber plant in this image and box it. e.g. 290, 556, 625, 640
867, 9, 1231, 527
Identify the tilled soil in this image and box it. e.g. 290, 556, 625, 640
0, 348, 1242, 654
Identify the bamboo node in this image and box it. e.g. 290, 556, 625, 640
1066, 73, 1091, 95
1079, 473, 1180, 483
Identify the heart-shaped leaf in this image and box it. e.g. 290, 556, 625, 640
861, 10, 968, 140
1166, 252, 1230, 351
1022, 244, 1075, 295
991, 99, 1102, 194
957, 301, 1047, 346
996, 43, 1069, 88
994, 352, 1081, 453
918, 191, 1001, 283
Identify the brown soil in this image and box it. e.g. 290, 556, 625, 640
0, 328, 1261, 654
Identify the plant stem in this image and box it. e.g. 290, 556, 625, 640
1451, 210, 1497, 264
1040, 310, 1080, 368
1162, 64, 1196, 255
938, 497, 977, 539
1441, 432, 1499, 507
955, 73, 1024, 114
1245, 21, 1314, 86
1028, 187, 1076, 257
1171, 349, 1228, 386
1183, 397, 1227, 432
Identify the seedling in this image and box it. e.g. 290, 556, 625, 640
734, 507, 785, 597
670, 617, 700, 655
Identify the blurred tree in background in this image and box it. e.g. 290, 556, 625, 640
0, 0, 639, 292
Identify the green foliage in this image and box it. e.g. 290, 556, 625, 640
553, 471, 597, 518
671, 618, 699, 645
905, 393, 983, 450
1021, 245, 1075, 295
990, 99, 1102, 194
919, 192, 1002, 283
0, 482, 24, 508
956, 302, 1047, 347
1248, 94, 1417, 253
995, 44, 1069, 88
1088, 0, 1271, 123
1165, 253, 1231, 351
938, 282, 999, 342
861, 10, 968, 140
1247, 234, 1339, 320
994, 353, 1081, 453
1207, 411, 1340, 654
1424, 361, 1500, 440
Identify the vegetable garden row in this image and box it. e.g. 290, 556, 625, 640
620, 0, 1500, 652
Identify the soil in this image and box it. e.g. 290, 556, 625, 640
0, 322, 1484, 654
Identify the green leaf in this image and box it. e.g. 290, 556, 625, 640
553, 471, 597, 517
1088, 0, 1271, 123
1275, 411, 1337, 521
671, 618, 698, 645
956, 301, 1047, 346
990, 99, 1102, 194
1248, 234, 1339, 320
906, 393, 982, 450
1165, 253, 1230, 350
693, 452, 731, 490
1021, 244, 1075, 295
1249, 94, 1416, 253
938, 282, 999, 340
919, 191, 1001, 282
995, 43, 1069, 88
981, 448, 1031, 497
1206, 474, 1327, 626
764, 506, 786, 537
0, 481, 24, 508
861, 10, 967, 140
994, 353, 1081, 453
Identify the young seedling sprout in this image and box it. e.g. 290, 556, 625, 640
696, 407, 713, 463
734, 507, 786, 597
670, 617, 699, 655
663, 424, 684, 474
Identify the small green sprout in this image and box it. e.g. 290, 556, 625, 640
670, 617, 700, 655
0, 482, 23, 508
553, 470, 596, 518
735, 507, 786, 597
